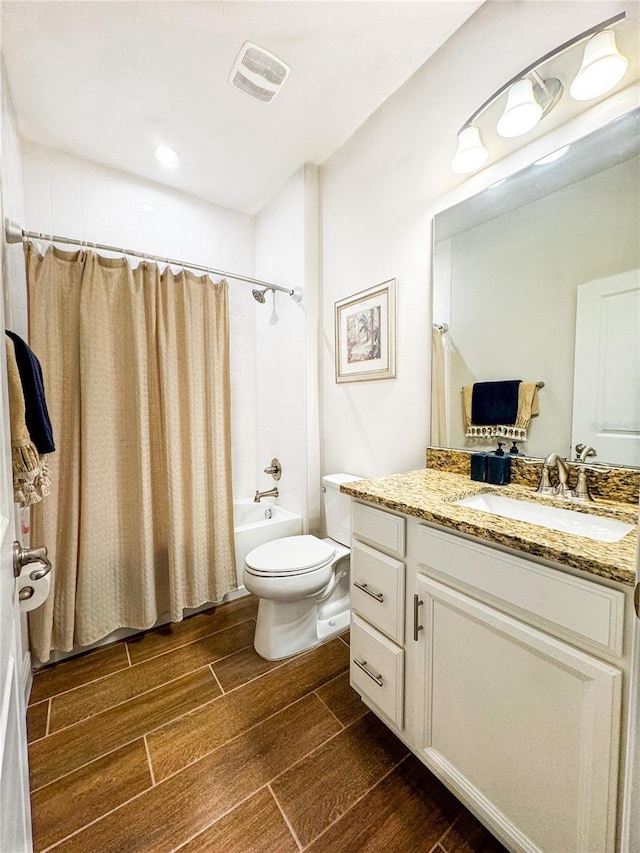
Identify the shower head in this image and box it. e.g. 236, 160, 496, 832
252, 287, 276, 303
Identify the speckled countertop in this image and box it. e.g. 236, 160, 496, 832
341, 469, 638, 586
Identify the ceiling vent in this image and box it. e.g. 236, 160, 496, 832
229, 42, 290, 103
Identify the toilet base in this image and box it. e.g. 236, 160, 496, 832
253, 594, 350, 660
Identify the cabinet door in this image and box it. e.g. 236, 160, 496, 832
414, 574, 622, 853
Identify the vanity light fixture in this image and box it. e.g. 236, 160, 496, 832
451, 12, 628, 174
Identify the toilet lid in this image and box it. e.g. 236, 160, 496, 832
245, 535, 336, 575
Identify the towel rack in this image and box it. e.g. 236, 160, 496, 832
461, 381, 545, 389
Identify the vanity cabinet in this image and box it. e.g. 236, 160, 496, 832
349, 500, 627, 853
349, 502, 406, 730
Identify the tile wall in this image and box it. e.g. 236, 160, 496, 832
254, 168, 307, 518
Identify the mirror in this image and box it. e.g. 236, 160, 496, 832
432, 108, 640, 468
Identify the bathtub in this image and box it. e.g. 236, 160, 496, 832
233, 499, 303, 588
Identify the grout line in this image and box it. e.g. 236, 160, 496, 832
268, 784, 303, 851
172, 784, 273, 852
45, 698, 51, 738
150, 683, 349, 789
267, 707, 364, 791
299, 754, 409, 850
33, 642, 347, 793
209, 664, 225, 694
44, 663, 227, 738
338, 634, 349, 648
127, 613, 257, 666
427, 811, 463, 853
124, 642, 132, 667
31, 657, 131, 707
143, 735, 156, 786
312, 690, 344, 729
39, 743, 157, 852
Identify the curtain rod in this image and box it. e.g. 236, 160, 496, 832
4, 218, 303, 302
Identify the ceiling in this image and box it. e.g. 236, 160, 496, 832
1, 1, 482, 214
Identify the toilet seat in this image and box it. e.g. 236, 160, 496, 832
245, 535, 336, 577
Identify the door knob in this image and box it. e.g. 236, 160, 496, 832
13, 541, 52, 580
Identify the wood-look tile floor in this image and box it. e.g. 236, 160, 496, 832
27, 595, 507, 852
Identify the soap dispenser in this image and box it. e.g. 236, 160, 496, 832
487, 442, 511, 485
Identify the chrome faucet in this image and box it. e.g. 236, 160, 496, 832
253, 486, 279, 503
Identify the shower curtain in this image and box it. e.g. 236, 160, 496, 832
26, 245, 237, 663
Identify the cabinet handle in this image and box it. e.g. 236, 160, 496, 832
635, 583, 640, 619
353, 581, 384, 603
353, 658, 384, 687
413, 594, 424, 641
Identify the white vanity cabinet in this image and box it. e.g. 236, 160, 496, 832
349, 502, 406, 730
349, 500, 628, 853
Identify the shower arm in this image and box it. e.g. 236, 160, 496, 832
4, 218, 303, 302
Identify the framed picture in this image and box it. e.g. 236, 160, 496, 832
335, 279, 396, 383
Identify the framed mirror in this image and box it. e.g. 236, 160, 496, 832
432, 108, 640, 468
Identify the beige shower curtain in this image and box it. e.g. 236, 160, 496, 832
26, 245, 236, 663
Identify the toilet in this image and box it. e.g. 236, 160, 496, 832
243, 473, 360, 660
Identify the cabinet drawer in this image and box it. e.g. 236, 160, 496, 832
351, 540, 404, 643
352, 502, 406, 558
350, 614, 404, 729
416, 523, 625, 657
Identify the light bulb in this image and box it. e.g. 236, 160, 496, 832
451, 126, 488, 174
570, 30, 629, 101
496, 79, 543, 138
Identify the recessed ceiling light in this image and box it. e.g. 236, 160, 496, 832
534, 145, 571, 165
154, 145, 179, 168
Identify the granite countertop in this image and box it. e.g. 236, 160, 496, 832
341, 469, 638, 586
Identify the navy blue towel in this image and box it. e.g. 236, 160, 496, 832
5, 330, 55, 454
471, 380, 521, 426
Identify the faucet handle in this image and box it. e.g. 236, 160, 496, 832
263, 458, 282, 480
574, 444, 597, 462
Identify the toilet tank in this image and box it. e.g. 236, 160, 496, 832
322, 473, 361, 546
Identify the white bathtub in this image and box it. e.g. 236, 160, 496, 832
233, 500, 303, 588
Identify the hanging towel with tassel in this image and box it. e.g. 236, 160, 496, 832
463, 381, 540, 440
5, 337, 52, 505
5, 329, 55, 454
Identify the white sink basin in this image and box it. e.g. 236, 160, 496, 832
455, 493, 634, 543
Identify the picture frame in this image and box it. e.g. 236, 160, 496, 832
335, 279, 396, 383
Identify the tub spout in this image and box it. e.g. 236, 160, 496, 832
254, 487, 279, 502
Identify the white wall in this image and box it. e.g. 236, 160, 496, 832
254, 167, 310, 522
319, 0, 637, 478
1, 64, 31, 693
20, 141, 258, 498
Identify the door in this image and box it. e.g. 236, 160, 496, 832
414, 573, 622, 853
0, 285, 32, 845
571, 270, 640, 466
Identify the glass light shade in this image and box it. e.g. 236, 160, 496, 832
569, 30, 629, 101
451, 126, 488, 174
496, 79, 543, 138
